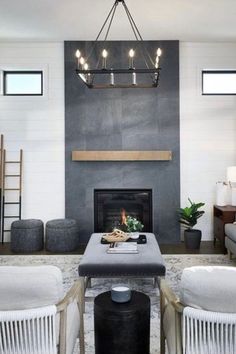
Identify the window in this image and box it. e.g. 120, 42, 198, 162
3, 71, 43, 96
202, 70, 236, 95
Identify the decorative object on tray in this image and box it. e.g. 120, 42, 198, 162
126, 215, 144, 233
107, 242, 138, 254
102, 229, 130, 243
101, 234, 147, 244
118, 208, 144, 232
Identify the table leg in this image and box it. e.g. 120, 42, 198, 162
160, 286, 165, 354
79, 276, 85, 314
153, 277, 158, 288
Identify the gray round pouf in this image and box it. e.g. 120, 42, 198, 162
11, 219, 44, 253
46, 219, 79, 252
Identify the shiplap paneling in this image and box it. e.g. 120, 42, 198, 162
1, 41, 236, 243
0, 42, 65, 241
180, 42, 236, 240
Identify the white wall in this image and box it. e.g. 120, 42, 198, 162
0, 42, 65, 241
1, 41, 236, 242
180, 42, 236, 240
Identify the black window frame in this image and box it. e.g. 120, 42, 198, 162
3, 70, 43, 96
202, 70, 236, 96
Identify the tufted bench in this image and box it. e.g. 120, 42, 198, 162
78, 233, 166, 290
46, 218, 79, 252
11, 219, 44, 253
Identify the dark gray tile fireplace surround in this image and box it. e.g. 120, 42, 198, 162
65, 40, 180, 245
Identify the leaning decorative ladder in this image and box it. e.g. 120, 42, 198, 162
1, 147, 23, 243
0, 135, 3, 243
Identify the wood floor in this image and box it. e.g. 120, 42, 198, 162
0, 241, 224, 255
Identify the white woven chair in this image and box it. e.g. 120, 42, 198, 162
160, 266, 236, 354
0, 265, 85, 354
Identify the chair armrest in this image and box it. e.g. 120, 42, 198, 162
160, 278, 184, 313
56, 279, 85, 354
56, 280, 83, 312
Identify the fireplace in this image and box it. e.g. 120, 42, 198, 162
94, 189, 152, 233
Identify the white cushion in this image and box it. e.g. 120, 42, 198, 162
0, 266, 64, 310
180, 266, 236, 313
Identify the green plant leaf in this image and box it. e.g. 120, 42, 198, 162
178, 198, 205, 228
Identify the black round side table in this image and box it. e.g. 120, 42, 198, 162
94, 290, 150, 354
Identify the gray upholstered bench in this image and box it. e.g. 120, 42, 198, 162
46, 218, 79, 252
78, 233, 166, 290
11, 219, 44, 253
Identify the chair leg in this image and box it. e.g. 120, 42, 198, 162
79, 312, 85, 354
228, 250, 233, 260
77, 279, 85, 354
59, 308, 67, 354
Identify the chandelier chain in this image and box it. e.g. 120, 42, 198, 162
104, 2, 118, 41
122, 2, 155, 75
75, 0, 162, 89
95, 2, 117, 41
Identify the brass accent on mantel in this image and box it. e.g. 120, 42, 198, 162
72, 151, 172, 161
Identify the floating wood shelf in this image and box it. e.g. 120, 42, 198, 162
72, 150, 172, 161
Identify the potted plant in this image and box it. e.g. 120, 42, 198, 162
178, 198, 205, 249
126, 216, 144, 233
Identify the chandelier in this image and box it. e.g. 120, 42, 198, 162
75, 0, 162, 89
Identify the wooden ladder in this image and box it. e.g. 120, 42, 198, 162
1, 149, 23, 244
0, 135, 3, 243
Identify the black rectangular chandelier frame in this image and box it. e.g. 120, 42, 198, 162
75, 0, 162, 89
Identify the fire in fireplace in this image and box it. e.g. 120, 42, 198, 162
94, 189, 152, 232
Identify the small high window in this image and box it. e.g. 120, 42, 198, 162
3, 71, 43, 96
202, 70, 236, 95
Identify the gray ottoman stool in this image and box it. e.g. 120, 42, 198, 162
11, 219, 44, 253
46, 219, 79, 252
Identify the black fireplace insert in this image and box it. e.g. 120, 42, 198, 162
94, 189, 153, 233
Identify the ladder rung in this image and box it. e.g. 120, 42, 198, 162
4, 202, 20, 205
3, 230, 11, 232
4, 216, 20, 218
4, 188, 20, 191
5, 175, 20, 177
5, 161, 20, 164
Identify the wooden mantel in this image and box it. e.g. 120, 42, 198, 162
72, 150, 172, 161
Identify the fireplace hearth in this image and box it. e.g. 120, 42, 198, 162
94, 189, 152, 233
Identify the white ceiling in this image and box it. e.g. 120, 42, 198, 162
0, 0, 236, 42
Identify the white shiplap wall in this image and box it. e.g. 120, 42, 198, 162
0, 42, 65, 241
1, 41, 236, 242
180, 42, 236, 240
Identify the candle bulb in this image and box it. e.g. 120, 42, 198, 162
102, 49, 108, 69
75, 49, 81, 59
157, 48, 162, 57
110, 70, 114, 86
75, 49, 81, 69
132, 72, 137, 85
87, 73, 91, 84
83, 63, 90, 83
79, 57, 85, 69
129, 49, 135, 69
